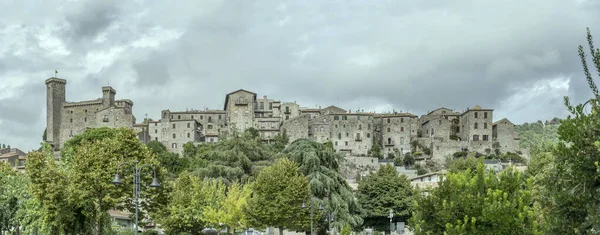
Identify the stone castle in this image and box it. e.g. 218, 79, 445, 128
45, 78, 526, 162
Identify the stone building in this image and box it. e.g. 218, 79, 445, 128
45, 78, 136, 150
492, 118, 521, 153
45, 80, 526, 162
329, 112, 375, 155
378, 113, 419, 156
0, 147, 26, 173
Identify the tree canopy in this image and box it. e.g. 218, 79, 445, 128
410, 164, 541, 234
281, 138, 364, 230
356, 164, 414, 231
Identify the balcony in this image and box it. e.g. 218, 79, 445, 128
384, 141, 395, 146
284, 109, 291, 114
355, 136, 362, 141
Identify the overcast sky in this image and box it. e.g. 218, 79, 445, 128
1, 0, 599, 151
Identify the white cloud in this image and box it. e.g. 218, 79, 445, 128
495, 76, 571, 123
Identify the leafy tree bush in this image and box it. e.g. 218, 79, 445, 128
357, 164, 414, 231
410, 164, 541, 234
542, 27, 600, 234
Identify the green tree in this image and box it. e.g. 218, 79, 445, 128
245, 158, 310, 235
27, 143, 79, 234
155, 172, 206, 234
281, 139, 364, 230
147, 141, 189, 180
42, 128, 47, 141
272, 129, 289, 152
543, 27, 600, 234
0, 162, 34, 234
28, 128, 167, 234
356, 164, 414, 231
192, 133, 274, 183
446, 155, 482, 173
410, 164, 541, 234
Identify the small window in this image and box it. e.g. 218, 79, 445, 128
387, 128, 390, 132
208, 125, 213, 129
387, 119, 390, 123
334, 116, 339, 120
84, 109, 87, 113
474, 123, 478, 129
484, 112, 488, 119
187, 123, 191, 128
154, 123, 157, 126
218, 115, 222, 120
187, 133, 190, 138
172, 134, 176, 139
70, 118, 73, 123
172, 143, 177, 148
358, 124, 362, 130
401, 127, 404, 132
367, 133, 371, 138
439, 120, 442, 125
483, 135, 489, 141
473, 135, 479, 141
208, 117, 212, 122
338, 133, 341, 139
335, 142, 338, 146
155, 137, 158, 141
345, 141, 348, 146
474, 112, 478, 118
155, 129, 157, 133
346, 132, 349, 137
178, 115, 181, 119
401, 118, 404, 123
84, 117, 87, 122
484, 123, 488, 129
173, 124, 176, 129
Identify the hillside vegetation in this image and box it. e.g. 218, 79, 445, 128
514, 118, 561, 153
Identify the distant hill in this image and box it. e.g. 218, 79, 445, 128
515, 117, 562, 152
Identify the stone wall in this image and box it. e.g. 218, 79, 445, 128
421, 117, 453, 142
45, 78, 66, 148
54, 84, 135, 149
460, 109, 493, 142
225, 90, 256, 133
280, 114, 310, 143
281, 102, 301, 121
493, 119, 521, 153
308, 117, 331, 143
330, 113, 374, 156
379, 114, 417, 157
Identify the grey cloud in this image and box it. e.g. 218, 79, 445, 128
133, 50, 171, 87
1, 0, 600, 151
63, 0, 120, 41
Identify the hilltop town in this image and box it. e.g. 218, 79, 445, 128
44, 77, 528, 165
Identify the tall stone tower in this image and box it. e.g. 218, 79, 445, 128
45, 77, 66, 149
102, 86, 116, 108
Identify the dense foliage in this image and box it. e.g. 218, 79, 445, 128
281, 138, 364, 230
356, 164, 414, 231
410, 164, 541, 234
515, 119, 561, 153
245, 158, 310, 235
26, 128, 167, 235
540, 27, 600, 234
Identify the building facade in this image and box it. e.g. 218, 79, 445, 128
45, 78, 136, 150
45, 80, 526, 161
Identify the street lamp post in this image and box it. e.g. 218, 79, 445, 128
388, 209, 394, 235
301, 197, 323, 235
325, 212, 334, 235
112, 160, 161, 235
